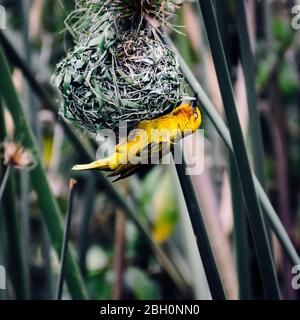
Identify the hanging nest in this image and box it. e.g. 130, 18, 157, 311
54, 0, 188, 135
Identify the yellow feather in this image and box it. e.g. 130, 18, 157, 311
72, 102, 201, 180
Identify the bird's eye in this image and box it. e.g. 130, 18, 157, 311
194, 112, 198, 119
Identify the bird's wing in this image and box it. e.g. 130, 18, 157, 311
108, 140, 173, 182
110, 165, 141, 182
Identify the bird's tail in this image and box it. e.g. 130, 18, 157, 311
72, 159, 111, 171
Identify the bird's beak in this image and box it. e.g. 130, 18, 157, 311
192, 93, 198, 109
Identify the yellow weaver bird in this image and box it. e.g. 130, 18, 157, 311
72, 100, 201, 181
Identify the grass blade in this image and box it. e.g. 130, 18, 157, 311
112, 210, 126, 300
56, 179, 77, 300
229, 156, 252, 299
0, 45, 88, 300
0, 32, 190, 294
0, 165, 11, 202
0, 105, 30, 300
235, 1, 273, 288
236, 0, 266, 186
78, 174, 96, 275
0, 170, 30, 299
198, 0, 280, 299
173, 150, 226, 300
212, 5, 253, 296
162, 34, 300, 268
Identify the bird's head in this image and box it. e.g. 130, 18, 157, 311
171, 94, 201, 132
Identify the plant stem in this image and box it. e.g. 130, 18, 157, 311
0, 105, 29, 300
162, 34, 300, 268
0, 27, 296, 271
270, 79, 294, 299
229, 156, 252, 299
41, 222, 54, 299
0, 32, 190, 294
235, 2, 273, 292
236, 0, 266, 187
0, 171, 30, 299
56, 179, 77, 300
0, 44, 88, 300
198, 0, 280, 299
212, 3, 253, 298
78, 174, 97, 275
112, 210, 126, 300
20, 0, 37, 300
0, 165, 11, 203
173, 150, 226, 300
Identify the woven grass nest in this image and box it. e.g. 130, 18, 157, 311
55, 0, 188, 135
